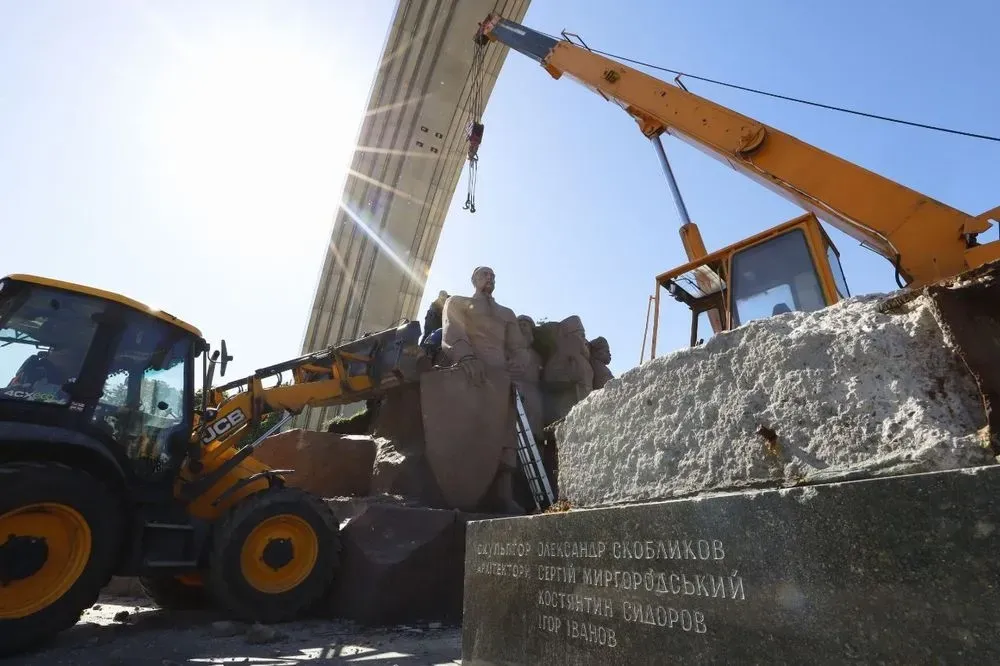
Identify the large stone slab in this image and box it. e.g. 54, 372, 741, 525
324, 502, 501, 625
556, 294, 994, 509
253, 429, 376, 497
462, 466, 1000, 664
369, 383, 448, 507
421, 366, 514, 512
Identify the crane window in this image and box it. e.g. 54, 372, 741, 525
731, 228, 826, 327
826, 242, 850, 298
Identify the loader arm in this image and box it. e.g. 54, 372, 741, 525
197, 320, 421, 440
179, 321, 424, 513
476, 15, 1000, 287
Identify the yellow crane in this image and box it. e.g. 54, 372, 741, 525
473, 13, 1000, 351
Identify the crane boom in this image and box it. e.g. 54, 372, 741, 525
476, 15, 999, 287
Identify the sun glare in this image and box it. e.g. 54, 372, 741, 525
152, 26, 349, 246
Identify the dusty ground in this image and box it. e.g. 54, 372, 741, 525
7, 595, 462, 665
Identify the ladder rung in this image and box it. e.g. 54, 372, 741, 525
511, 385, 554, 509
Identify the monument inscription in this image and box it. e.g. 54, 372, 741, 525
462, 467, 1000, 665
470, 536, 741, 655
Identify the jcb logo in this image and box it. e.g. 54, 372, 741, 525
201, 408, 247, 444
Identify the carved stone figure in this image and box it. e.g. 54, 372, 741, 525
542, 315, 593, 393
514, 315, 545, 440
429, 266, 527, 513
589, 336, 614, 390
441, 267, 526, 381
542, 315, 594, 424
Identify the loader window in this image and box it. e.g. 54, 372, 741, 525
730, 228, 826, 326
0, 281, 102, 406
93, 312, 192, 478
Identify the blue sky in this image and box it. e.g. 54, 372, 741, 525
1, 0, 996, 382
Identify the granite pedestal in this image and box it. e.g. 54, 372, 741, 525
462, 466, 1000, 665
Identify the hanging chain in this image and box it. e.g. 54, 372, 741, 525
464, 37, 487, 213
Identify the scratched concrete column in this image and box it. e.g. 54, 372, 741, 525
299, 0, 531, 430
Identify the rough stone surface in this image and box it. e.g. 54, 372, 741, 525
324, 503, 498, 626
462, 466, 1000, 665
369, 383, 447, 507
421, 365, 515, 512
557, 294, 993, 507
324, 494, 426, 525
101, 576, 144, 598
252, 429, 376, 497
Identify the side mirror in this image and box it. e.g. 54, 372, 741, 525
219, 339, 233, 378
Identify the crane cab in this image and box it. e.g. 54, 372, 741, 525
649, 213, 849, 356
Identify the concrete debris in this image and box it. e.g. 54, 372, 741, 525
557, 294, 995, 507
6, 598, 462, 665
244, 623, 286, 645
209, 620, 245, 637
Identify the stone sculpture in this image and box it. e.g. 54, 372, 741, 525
515, 315, 545, 440
588, 336, 614, 389
425, 266, 527, 513
441, 267, 526, 382
541, 315, 594, 424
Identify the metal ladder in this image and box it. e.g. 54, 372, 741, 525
513, 385, 555, 510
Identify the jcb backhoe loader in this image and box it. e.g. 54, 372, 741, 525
474, 13, 1000, 340
0, 273, 424, 654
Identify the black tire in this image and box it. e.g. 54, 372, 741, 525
0, 462, 124, 656
138, 575, 207, 610
206, 487, 340, 623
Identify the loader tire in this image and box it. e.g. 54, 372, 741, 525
0, 462, 123, 656
139, 575, 207, 611
206, 487, 340, 623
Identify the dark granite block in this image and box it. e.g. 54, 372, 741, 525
321, 501, 505, 626
326, 504, 460, 625
462, 466, 1000, 665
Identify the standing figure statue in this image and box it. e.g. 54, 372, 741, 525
541, 315, 594, 424
588, 336, 614, 390
442, 267, 525, 383
514, 315, 545, 441
439, 266, 527, 513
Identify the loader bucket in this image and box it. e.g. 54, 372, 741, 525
924, 260, 1000, 454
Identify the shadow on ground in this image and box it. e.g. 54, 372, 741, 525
6, 598, 462, 666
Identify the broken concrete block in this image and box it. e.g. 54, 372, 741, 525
557, 294, 995, 508
253, 429, 376, 497
324, 503, 466, 625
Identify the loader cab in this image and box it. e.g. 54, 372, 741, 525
0, 274, 204, 481
648, 214, 848, 358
